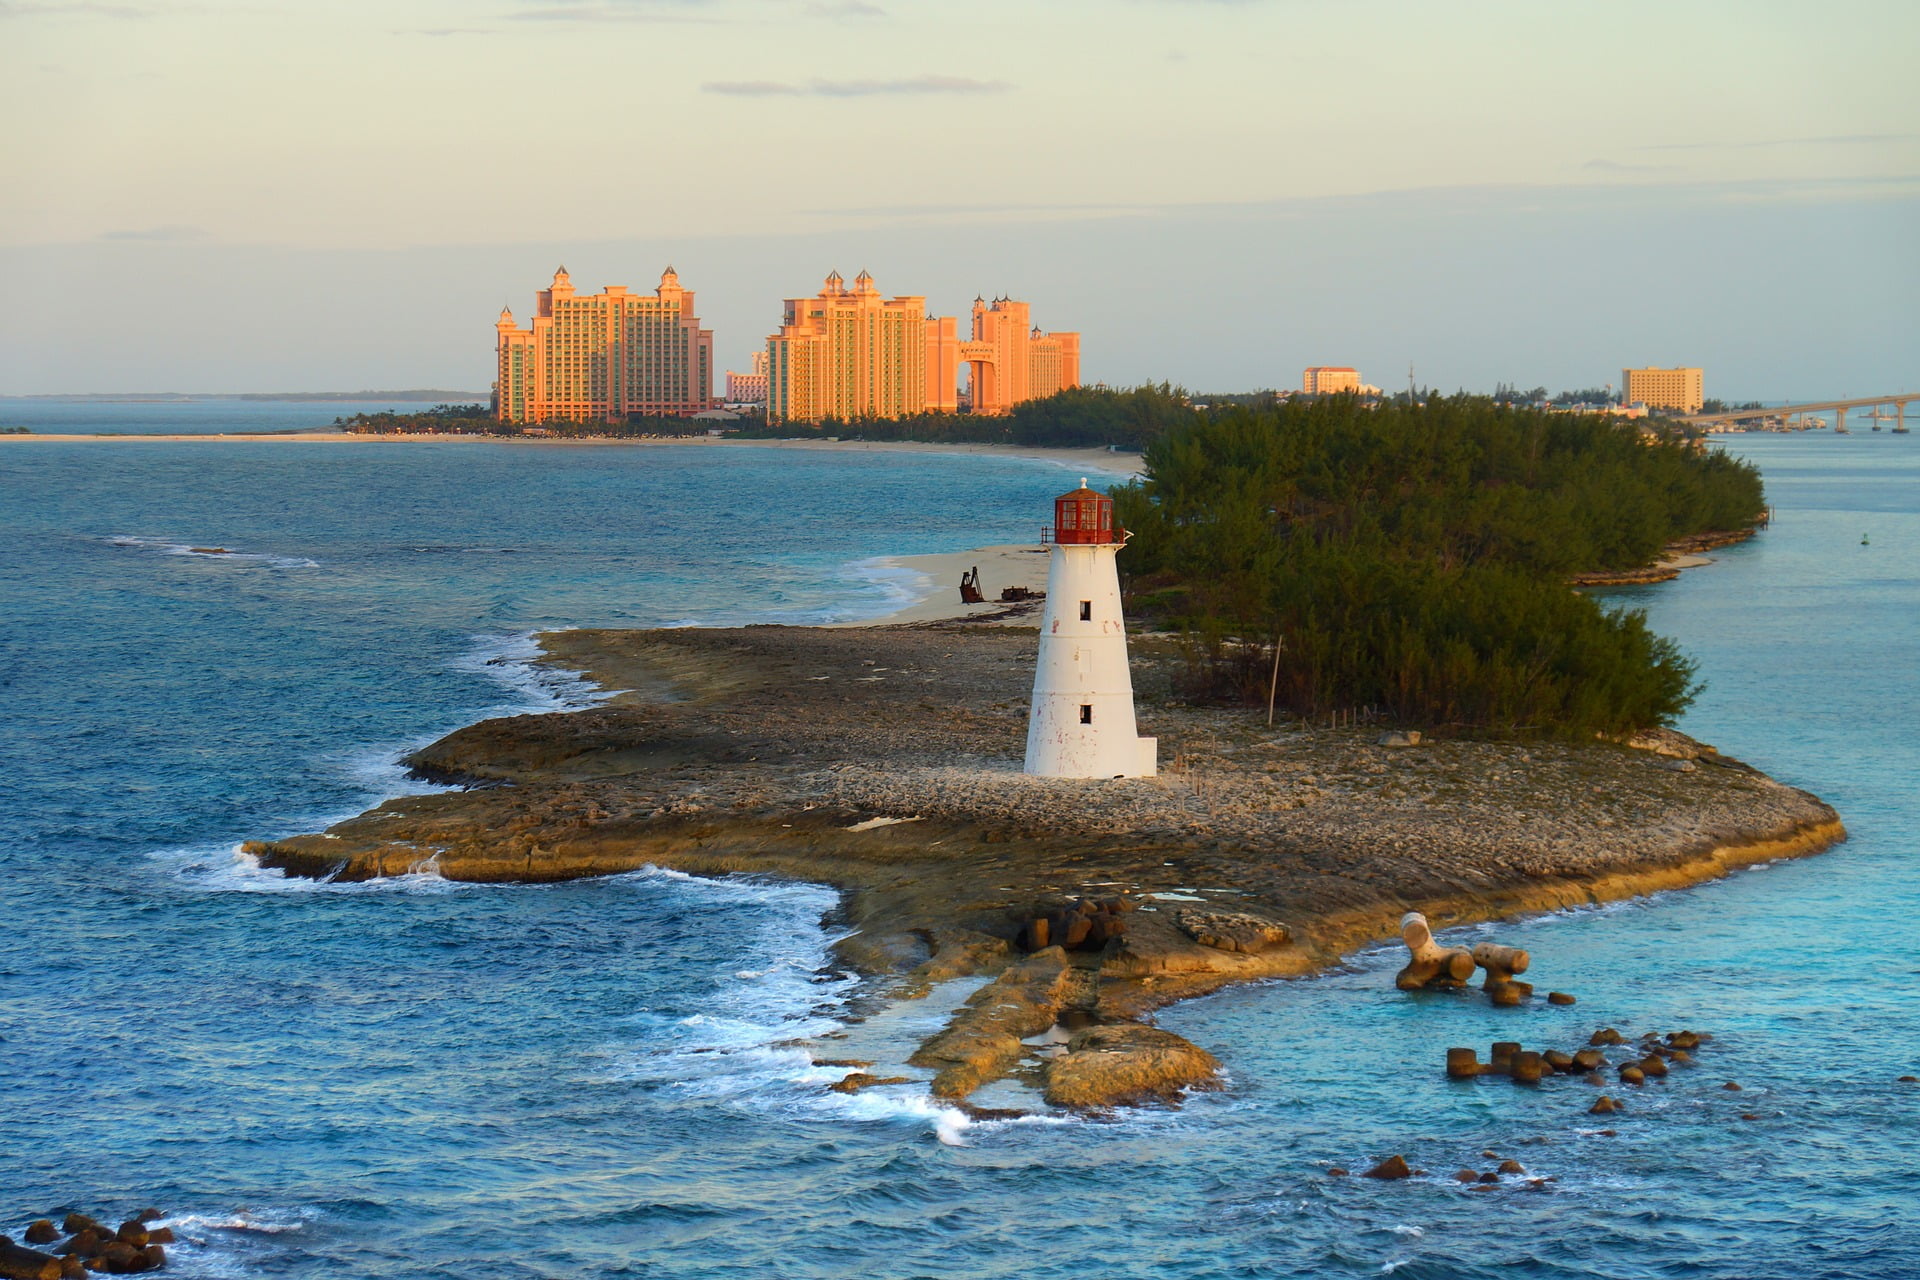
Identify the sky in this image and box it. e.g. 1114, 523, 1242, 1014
1, 0, 1915, 398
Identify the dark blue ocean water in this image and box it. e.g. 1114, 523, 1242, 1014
2, 430, 1915, 1279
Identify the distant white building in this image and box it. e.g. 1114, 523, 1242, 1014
725, 350, 769, 405
1024, 481, 1156, 779
1303, 366, 1361, 395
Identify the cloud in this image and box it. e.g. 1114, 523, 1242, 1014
0, 1, 149, 16
805, 0, 885, 14
506, 0, 720, 21
397, 26, 495, 36
1582, 159, 1673, 174
703, 74, 1011, 97
1638, 133, 1919, 152
98, 225, 207, 241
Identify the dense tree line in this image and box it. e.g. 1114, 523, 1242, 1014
334, 405, 716, 438
1111, 394, 1766, 736
730, 384, 1198, 449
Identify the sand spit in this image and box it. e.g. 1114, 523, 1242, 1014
245, 625, 1842, 1109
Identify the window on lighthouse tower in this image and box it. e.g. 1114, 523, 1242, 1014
1079, 704, 1093, 724
1079, 600, 1092, 621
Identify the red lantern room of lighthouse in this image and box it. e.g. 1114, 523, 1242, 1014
1046, 485, 1124, 545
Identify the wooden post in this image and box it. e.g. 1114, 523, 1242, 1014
1266, 631, 1282, 727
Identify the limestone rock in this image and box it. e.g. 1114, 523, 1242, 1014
1044, 1022, 1221, 1108
910, 947, 1071, 1098
1172, 908, 1291, 955
1377, 730, 1423, 748
20, 1225, 54, 1247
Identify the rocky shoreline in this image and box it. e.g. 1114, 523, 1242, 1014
244, 624, 1843, 1110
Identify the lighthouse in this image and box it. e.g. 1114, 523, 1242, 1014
1024, 480, 1157, 778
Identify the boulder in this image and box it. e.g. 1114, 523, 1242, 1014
1377, 730, 1423, 748
1638, 1055, 1669, 1078
1590, 1028, 1625, 1046
1477, 1172, 1500, 1185
1589, 1095, 1620, 1114
1547, 992, 1577, 1006
1453, 1169, 1480, 1184
56, 1221, 97, 1241
1618, 1064, 1646, 1086
1722, 1081, 1743, 1091
1173, 908, 1291, 955
1572, 1049, 1605, 1072
57, 1232, 102, 1260
1498, 1159, 1525, 1175
111, 1227, 145, 1252
19, 1227, 54, 1249
1899, 1076, 1919, 1084
1511, 1051, 1545, 1085
1044, 1023, 1221, 1108
1327, 1167, 1350, 1177
143, 1230, 173, 1247
0, 1238, 63, 1280
1445, 1047, 1481, 1079
1361, 1154, 1412, 1180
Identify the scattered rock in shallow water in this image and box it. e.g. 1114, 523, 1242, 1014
115, 1223, 148, 1250
1543, 1050, 1575, 1074
1572, 1048, 1605, 1072
1618, 1065, 1646, 1086
1589, 1095, 1620, 1114
1638, 1056, 1669, 1079
1669, 1049, 1694, 1065
1740, 1113, 1760, 1121
1327, 1167, 1350, 1177
1897, 1075, 1918, 1084
1362, 1155, 1412, 1180
1498, 1159, 1525, 1175
1590, 1028, 1625, 1046
827, 1072, 910, 1094
1454, 1169, 1480, 1184
21, 1223, 55, 1246
1547, 991, 1577, 1006
0, 1237, 64, 1280
1490, 1041, 1520, 1072
1477, 1172, 1500, 1185
1583, 1072, 1606, 1086
1511, 1051, 1545, 1085
1174, 908, 1291, 955
1723, 1081, 1743, 1091
1446, 1047, 1482, 1079
59, 1217, 98, 1239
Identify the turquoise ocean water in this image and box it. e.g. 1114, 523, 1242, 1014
1, 427, 1914, 1278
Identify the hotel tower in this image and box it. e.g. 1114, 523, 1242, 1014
494, 267, 714, 423
765, 271, 1080, 423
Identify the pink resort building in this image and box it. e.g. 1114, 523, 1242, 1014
494, 267, 714, 423
765, 271, 1080, 423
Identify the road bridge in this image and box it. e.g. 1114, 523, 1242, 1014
1683, 393, 1918, 433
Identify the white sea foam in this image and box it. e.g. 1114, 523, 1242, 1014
453, 629, 621, 716
106, 534, 319, 570
155, 840, 475, 895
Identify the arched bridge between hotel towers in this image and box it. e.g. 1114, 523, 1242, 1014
1683, 392, 1919, 433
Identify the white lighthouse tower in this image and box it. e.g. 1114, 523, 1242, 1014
1024, 480, 1157, 778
